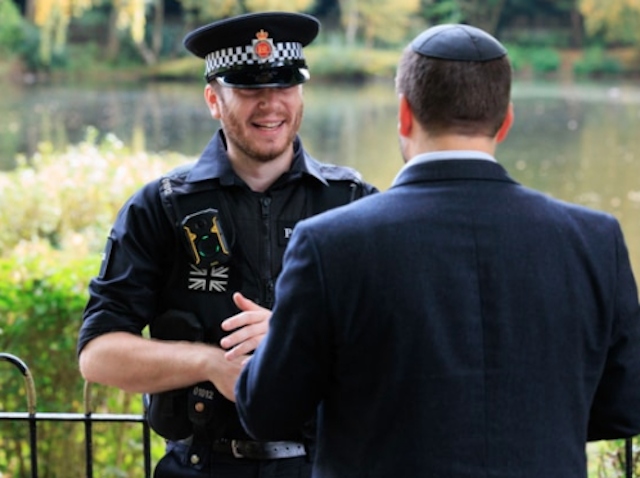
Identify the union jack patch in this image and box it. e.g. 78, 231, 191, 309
188, 264, 229, 293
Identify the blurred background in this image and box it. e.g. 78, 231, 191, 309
1, 1, 640, 476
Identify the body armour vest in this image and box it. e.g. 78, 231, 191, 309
147, 160, 372, 442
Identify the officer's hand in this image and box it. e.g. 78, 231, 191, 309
220, 292, 271, 361
207, 347, 246, 402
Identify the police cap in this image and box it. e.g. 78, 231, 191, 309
183, 12, 320, 88
411, 24, 507, 62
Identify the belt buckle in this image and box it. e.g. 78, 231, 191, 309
231, 439, 244, 459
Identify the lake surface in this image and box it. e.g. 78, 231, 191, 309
1, 78, 639, 275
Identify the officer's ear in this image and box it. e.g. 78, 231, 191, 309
204, 83, 222, 120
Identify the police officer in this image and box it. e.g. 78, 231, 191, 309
77, 11, 377, 478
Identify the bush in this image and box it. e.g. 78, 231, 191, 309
0, 128, 189, 256
0, 247, 97, 476
573, 46, 623, 77
503, 44, 560, 75
0, 0, 24, 55
503, 44, 528, 73
0, 246, 167, 476
529, 47, 561, 73
0, 132, 190, 476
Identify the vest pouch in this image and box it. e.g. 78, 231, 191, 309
147, 309, 205, 440
147, 388, 192, 441
187, 381, 218, 427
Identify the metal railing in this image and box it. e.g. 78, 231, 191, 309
0, 352, 152, 478
0, 352, 637, 477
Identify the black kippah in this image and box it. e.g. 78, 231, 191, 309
411, 24, 506, 62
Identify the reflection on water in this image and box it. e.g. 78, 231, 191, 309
1, 79, 639, 275
0, 81, 217, 167
504, 81, 640, 280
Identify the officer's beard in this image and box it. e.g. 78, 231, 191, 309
221, 103, 304, 164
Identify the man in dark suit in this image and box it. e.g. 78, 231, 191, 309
234, 24, 640, 477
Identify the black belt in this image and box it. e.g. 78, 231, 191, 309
211, 438, 306, 460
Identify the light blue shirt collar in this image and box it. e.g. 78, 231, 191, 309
392, 150, 497, 186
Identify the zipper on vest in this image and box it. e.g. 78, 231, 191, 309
265, 279, 275, 309
260, 196, 273, 306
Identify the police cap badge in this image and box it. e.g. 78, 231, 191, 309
411, 24, 507, 62
183, 12, 320, 88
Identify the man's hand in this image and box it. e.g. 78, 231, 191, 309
220, 292, 271, 361
207, 347, 246, 402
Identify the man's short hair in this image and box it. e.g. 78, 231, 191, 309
395, 48, 512, 137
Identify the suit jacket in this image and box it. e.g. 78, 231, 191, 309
236, 159, 640, 478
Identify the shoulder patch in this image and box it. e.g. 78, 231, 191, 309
317, 163, 363, 182
165, 162, 196, 180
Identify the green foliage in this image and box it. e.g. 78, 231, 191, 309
179, 0, 243, 24
305, 43, 401, 80
355, 0, 422, 47
587, 439, 640, 477
0, 128, 189, 257
12, 22, 42, 71
573, 46, 623, 76
503, 44, 561, 75
0, 131, 189, 475
422, 0, 464, 24
503, 44, 526, 72
244, 0, 315, 13
502, 29, 573, 49
579, 0, 640, 46
528, 47, 561, 73
0, 0, 25, 55
0, 246, 165, 476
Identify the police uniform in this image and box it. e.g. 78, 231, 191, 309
77, 11, 377, 478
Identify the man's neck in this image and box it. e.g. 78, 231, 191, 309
418, 135, 496, 156
409, 134, 497, 159
230, 152, 294, 193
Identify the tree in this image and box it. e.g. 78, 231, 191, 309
421, 0, 508, 35
32, 0, 95, 65
339, 0, 421, 47
579, 0, 640, 45
244, 0, 315, 11
422, 0, 464, 25
176, 0, 314, 30
0, 0, 25, 55
29, 0, 166, 66
458, 0, 508, 35
108, 0, 163, 65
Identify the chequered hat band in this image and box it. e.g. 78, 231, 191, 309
205, 41, 304, 76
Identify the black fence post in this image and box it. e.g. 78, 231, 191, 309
83, 381, 94, 478
0, 352, 39, 478
626, 437, 634, 478
143, 406, 152, 478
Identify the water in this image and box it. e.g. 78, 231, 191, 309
1, 78, 639, 274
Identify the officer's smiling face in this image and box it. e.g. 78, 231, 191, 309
205, 82, 304, 165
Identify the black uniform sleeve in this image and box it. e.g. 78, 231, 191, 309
77, 179, 175, 354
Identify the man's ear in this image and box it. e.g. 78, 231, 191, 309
496, 102, 514, 144
398, 94, 413, 138
204, 84, 222, 119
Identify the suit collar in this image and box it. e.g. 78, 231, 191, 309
391, 158, 519, 189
